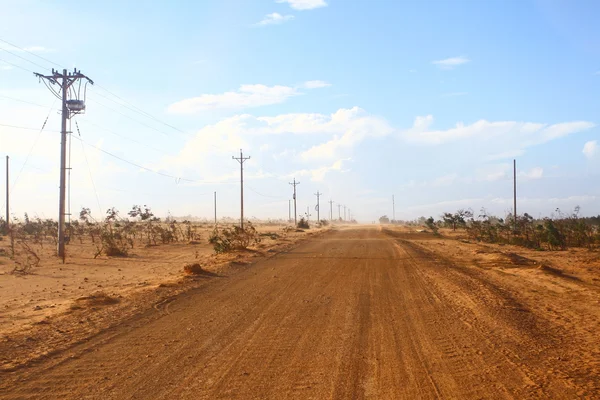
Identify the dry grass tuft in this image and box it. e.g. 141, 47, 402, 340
183, 263, 205, 275
75, 291, 120, 306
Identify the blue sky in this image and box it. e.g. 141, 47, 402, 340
1, 0, 599, 222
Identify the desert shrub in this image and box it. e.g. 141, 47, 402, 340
319, 219, 329, 226
183, 263, 204, 275
99, 229, 129, 257
425, 217, 439, 234
209, 222, 261, 254
297, 218, 310, 229
8, 225, 41, 274
260, 232, 280, 240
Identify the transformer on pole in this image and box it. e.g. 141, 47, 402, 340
34, 68, 93, 259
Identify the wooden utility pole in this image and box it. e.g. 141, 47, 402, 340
5, 156, 8, 229
329, 200, 333, 221
34, 68, 93, 259
314, 191, 321, 223
513, 159, 517, 232
289, 178, 300, 226
232, 149, 250, 229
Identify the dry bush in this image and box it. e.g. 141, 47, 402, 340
75, 291, 120, 306
183, 263, 205, 275
297, 218, 310, 229
8, 225, 41, 275
209, 222, 260, 254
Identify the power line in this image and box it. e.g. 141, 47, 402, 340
87, 96, 173, 138
0, 94, 58, 110
79, 120, 170, 156
0, 57, 34, 73
1, 121, 237, 185
0, 38, 63, 69
91, 85, 188, 135
247, 186, 286, 199
0, 46, 48, 70
0, 122, 59, 132
74, 120, 102, 214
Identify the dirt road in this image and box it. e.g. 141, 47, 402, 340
1, 227, 596, 399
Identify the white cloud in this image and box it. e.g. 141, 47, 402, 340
303, 80, 331, 89
432, 56, 470, 69
160, 107, 390, 180
168, 84, 301, 113
21, 46, 54, 53
256, 12, 294, 26
401, 115, 595, 151
259, 143, 270, 152
296, 107, 394, 160
288, 159, 349, 182
276, 0, 327, 10
583, 140, 598, 159
431, 173, 458, 187
595, 71, 600, 75
520, 167, 544, 180
440, 92, 468, 98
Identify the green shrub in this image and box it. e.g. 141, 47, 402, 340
209, 222, 260, 254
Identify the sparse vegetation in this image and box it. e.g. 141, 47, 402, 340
183, 262, 205, 275
297, 218, 310, 229
424, 206, 600, 250
208, 222, 261, 254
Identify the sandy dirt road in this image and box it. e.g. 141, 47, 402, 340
1, 227, 596, 399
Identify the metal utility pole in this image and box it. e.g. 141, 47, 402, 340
214, 191, 217, 225
289, 178, 300, 226
329, 200, 333, 221
5, 156, 8, 229
232, 149, 250, 229
337, 204, 342, 221
392, 195, 395, 223
314, 191, 321, 223
35, 68, 93, 258
513, 159, 517, 232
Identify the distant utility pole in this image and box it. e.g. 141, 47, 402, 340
214, 191, 217, 225
513, 159, 517, 232
392, 195, 395, 222
348, 209, 351, 222
344, 205, 347, 221
329, 200, 333, 222
5, 156, 8, 229
35, 68, 93, 259
289, 178, 300, 226
337, 204, 342, 221
314, 191, 321, 223
232, 149, 250, 229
